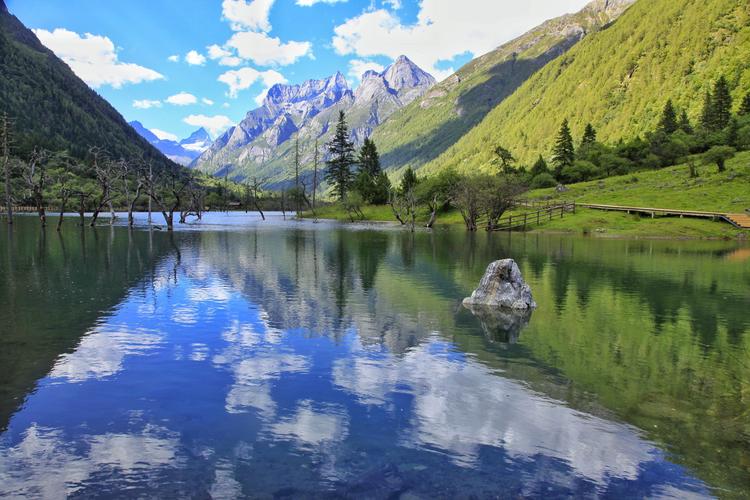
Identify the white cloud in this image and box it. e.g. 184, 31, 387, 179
218, 67, 287, 102
226, 31, 312, 66
348, 59, 384, 81
202, 98, 215, 106
33, 28, 164, 88
207, 44, 244, 67
167, 54, 180, 62
383, 0, 401, 8
185, 50, 207, 66
166, 92, 198, 106
296, 0, 347, 6
151, 129, 179, 142
133, 99, 162, 109
221, 0, 275, 32
183, 114, 235, 136
332, 0, 590, 81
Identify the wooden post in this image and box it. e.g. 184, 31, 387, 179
523, 212, 527, 230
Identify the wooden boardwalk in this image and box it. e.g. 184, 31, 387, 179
578, 203, 750, 229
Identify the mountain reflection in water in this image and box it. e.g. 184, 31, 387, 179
1, 215, 746, 498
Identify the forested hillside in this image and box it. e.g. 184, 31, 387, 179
371, 0, 635, 174
420, 0, 750, 174
0, 0, 171, 168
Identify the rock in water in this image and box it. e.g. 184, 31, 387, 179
463, 259, 536, 310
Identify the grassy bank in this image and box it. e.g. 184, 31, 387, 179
301, 152, 750, 239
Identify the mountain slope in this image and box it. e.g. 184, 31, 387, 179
0, 0, 173, 167
194, 56, 435, 185
421, 0, 750, 174
130, 121, 211, 166
372, 0, 635, 173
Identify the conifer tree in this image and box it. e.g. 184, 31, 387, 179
400, 167, 418, 194
530, 155, 549, 176
325, 111, 355, 200
581, 123, 597, 147
739, 93, 750, 116
700, 91, 714, 131
659, 100, 678, 134
552, 119, 575, 179
357, 138, 381, 176
711, 76, 732, 130
678, 110, 693, 134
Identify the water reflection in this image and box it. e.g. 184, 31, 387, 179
1, 217, 747, 497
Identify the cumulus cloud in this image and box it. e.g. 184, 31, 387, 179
207, 44, 244, 67
347, 59, 384, 82
183, 114, 235, 136
167, 54, 180, 62
202, 98, 215, 106
33, 28, 164, 88
133, 99, 162, 109
296, 0, 347, 6
166, 92, 198, 106
185, 50, 207, 66
226, 31, 312, 66
218, 67, 287, 103
151, 129, 179, 142
221, 0, 275, 32
332, 0, 590, 81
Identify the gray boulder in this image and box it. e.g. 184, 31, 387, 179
463, 259, 536, 310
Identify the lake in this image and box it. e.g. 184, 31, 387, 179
0, 213, 748, 498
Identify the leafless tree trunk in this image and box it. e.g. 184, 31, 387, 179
250, 177, 265, 220
22, 149, 50, 227
311, 139, 319, 222
1, 113, 14, 225
56, 188, 71, 231
88, 148, 116, 227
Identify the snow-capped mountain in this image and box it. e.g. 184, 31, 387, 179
192, 55, 435, 183
129, 121, 211, 166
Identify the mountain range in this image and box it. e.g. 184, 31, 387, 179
0, 0, 173, 168
129, 121, 211, 166
192, 55, 436, 185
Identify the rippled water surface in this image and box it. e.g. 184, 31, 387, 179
1, 213, 748, 498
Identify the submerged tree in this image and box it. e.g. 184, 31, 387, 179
325, 111, 355, 200
552, 119, 575, 179
21, 148, 51, 226
2, 112, 15, 224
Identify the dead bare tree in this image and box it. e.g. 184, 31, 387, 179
143, 163, 190, 231
249, 176, 266, 220
1, 112, 14, 224
179, 173, 205, 224
21, 148, 51, 227
88, 148, 117, 227
311, 138, 319, 222
116, 158, 143, 227
50, 160, 76, 231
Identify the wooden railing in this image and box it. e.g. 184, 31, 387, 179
0, 205, 39, 213
492, 202, 576, 231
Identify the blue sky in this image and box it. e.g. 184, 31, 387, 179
7, 0, 590, 141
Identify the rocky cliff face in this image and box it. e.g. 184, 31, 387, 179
192, 56, 435, 184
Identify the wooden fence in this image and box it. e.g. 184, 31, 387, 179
492, 202, 576, 231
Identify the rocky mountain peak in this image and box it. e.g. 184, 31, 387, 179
182, 127, 211, 144
384, 55, 436, 92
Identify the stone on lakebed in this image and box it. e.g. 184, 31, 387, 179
463, 259, 536, 310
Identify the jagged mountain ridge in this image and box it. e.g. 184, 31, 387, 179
129, 121, 211, 166
371, 0, 636, 174
193, 55, 435, 184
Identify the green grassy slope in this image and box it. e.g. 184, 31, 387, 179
526, 151, 750, 238
0, 1, 173, 167
371, 0, 634, 175
420, 0, 750, 174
